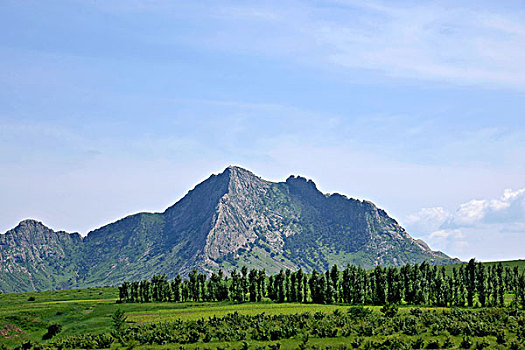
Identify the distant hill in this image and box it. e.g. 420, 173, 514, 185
0, 166, 457, 293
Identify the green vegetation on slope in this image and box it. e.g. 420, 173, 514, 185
1, 167, 456, 293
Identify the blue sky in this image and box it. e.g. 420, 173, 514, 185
1, 0, 524, 261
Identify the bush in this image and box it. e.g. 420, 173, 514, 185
460, 336, 473, 349
27, 296, 35, 301
381, 337, 409, 350
509, 341, 520, 350
425, 339, 440, 349
347, 306, 372, 319
402, 317, 419, 336
474, 339, 490, 350
411, 337, 424, 349
442, 337, 454, 349
111, 309, 127, 335
496, 329, 506, 345
268, 343, 281, 350
350, 338, 362, 349
42, 323, 62, 340
409, 308, 423, 317
380, 303, 399, 318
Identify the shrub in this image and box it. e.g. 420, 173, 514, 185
425, 339, 440, 349
402, 317, 419, 336
411, 337, 424, 349
111, 309, 127, 335
442, 337, 454, 349
268, 342, 281, 350
495, 329, 506, 345
509, 341, 520, 350
347, 306, 372, 319
42, 323, 62, 340
380, 303, 399, 318
474, 339, 490, 350
298, 334, 309, 350
27, 296, 35, 301
409, 308, 422, 317
460, 336, 473, 349
350, 338, 362, 349
381, 337, 409, 350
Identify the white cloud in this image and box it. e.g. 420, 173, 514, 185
430, 229, 463, 239
406, 187, 525, 232
405, 207, 450, 234
445, 188, 525, 228
404, 188, 525, 260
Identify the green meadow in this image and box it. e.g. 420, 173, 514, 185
0, 260, 524, 349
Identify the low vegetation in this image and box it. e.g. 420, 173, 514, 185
0, 260, 524, 349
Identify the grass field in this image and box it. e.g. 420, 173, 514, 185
0, 259, 524, 349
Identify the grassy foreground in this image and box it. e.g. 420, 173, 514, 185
0, 288, 383, 347
1, 288, 524, 349
1, 259, 524, 349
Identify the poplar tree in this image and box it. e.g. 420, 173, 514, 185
330, 265, 339, 302
285, 269, 292, 302
256, 269, 266, 302
296, 269, 304, 303
476, 263, 486, 307
466, 258, 476, 307
241, 266, 249, 302
248, 269, 257, 302
172, 275, 182, 302
497, 263, 505, 306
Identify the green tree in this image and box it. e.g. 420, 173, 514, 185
465, 258, 476, 307
172, 275, 182, 302
111, 309, 127, 336
330, 265, 339, 302
476, 263, 486, 307
248, 269, 258, 302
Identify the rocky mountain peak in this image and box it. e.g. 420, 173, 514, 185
285, 175, 324, 201
2, 219, 82, 245
0, 166, 456, 293
6, 219, 52, 241
16, 219, 47, 230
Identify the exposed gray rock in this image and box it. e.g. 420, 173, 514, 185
0, 166, 457, 293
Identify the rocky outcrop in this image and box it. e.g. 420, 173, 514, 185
0, 220, 82, 292
0, 166, 457, 293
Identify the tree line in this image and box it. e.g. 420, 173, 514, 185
118, 259, 525, 308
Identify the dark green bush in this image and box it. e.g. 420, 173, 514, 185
42, 323, 62, 340
425, 339, 439, 349
411, 337, 424, 349
460, 336, 473, 349
380, 303, 399, 318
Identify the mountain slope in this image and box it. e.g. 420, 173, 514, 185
0, 220, 82, 292
0, 166, 456, 293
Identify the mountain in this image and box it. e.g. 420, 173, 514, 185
0, 166, 456, 293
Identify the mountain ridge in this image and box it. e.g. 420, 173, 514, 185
0, 166, 458, 293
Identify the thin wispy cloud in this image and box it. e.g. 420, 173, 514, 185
171, 0, 525, 89
33, 1, 525, 89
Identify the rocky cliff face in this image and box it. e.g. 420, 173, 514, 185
0, 220, 82, 292
0, 166, 456, 293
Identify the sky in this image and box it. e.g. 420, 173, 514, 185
1, 0, 524, 262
